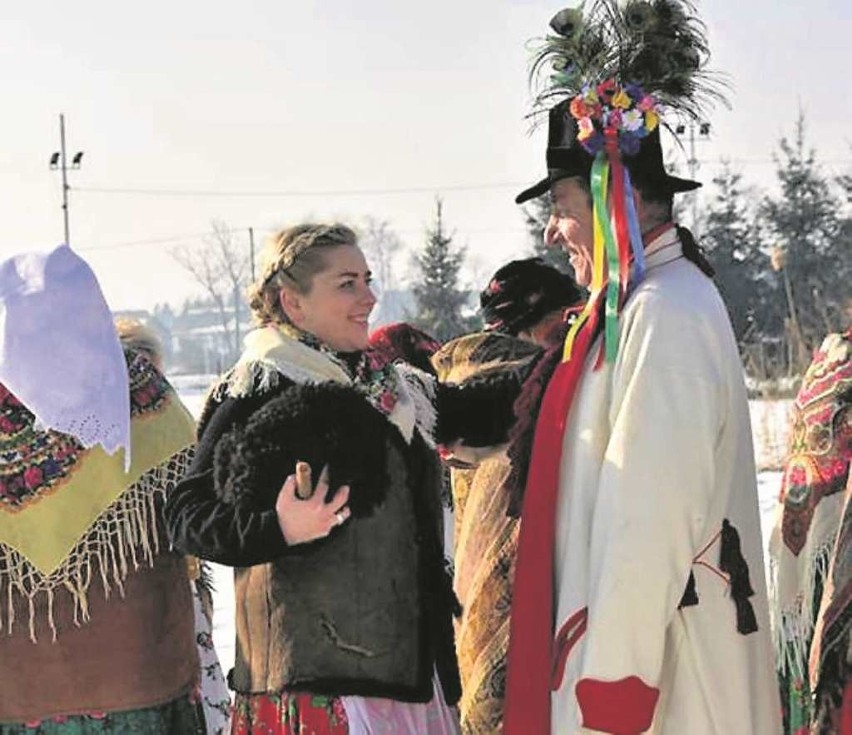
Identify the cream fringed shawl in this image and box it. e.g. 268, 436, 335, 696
209, 324, 437, 447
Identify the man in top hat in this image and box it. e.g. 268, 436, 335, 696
502, 3, 782, 734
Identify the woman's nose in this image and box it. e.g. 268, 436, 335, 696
362, 284, 377, 306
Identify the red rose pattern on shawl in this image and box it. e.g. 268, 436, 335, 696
0, 352, 172, 512
780, 331, 852, 555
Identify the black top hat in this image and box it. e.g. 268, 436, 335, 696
516, 99, 701, 204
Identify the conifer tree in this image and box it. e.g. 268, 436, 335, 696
761, 114, 847, 367
410, 198, 477, 342
702, 163, 769, 346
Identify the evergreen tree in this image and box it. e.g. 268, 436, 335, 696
761, 114, 848, 368
702, 163, 771, 347
410, 199, 476, 342
839, 169, 852, 205
523, 194, 573, 272
837, 169, 852, 328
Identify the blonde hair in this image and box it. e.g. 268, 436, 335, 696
247, 223, 358, 325
114, 317, 164, 369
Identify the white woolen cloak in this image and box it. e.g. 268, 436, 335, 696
551, 230, 782, 734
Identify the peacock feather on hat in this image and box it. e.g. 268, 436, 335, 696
528, 0, 728, 130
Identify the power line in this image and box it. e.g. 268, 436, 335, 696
671, 155, 852, 167
76, 225, 530, 253
78, 232, 210, 251
77, 226, 277, 252
72, 157, 852, 202
74, 181, 528, 199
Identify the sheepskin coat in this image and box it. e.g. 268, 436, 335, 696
165, 334, 461, 704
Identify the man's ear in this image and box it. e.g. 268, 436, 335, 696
278, 288, 303, 326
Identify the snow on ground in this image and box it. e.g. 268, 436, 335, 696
758, 471, 783, 560
171, 375, 211, 420
171, 377, 790, 681
210, 564, 237, 682
750, 399, 794, 471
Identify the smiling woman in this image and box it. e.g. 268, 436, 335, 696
274, 239, 376, 353
165, 223, 462, 735
246, 224, 374, 349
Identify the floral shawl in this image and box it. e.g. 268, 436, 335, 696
211, 324, 437, 447
432, 331, 541, 735
0, 350, 196, 639
769, 330, 852, 732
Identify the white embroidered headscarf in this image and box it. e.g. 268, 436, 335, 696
0, 244, 131, 466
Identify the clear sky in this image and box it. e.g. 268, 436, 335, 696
1, 0, 849, 311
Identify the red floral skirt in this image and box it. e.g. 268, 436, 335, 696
232, 692, 349, 735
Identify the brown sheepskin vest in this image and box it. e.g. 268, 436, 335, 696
231, 431, 446, 702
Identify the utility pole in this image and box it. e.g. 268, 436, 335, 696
233, 281, 241, 356
675, 121, 711, 233
49, 114, 84, 246
249, 227, 256, 282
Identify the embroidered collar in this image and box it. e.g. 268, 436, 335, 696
231, 324, 420, 443
290, 326, 402, 418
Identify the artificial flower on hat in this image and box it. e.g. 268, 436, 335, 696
528, 0, 727, 159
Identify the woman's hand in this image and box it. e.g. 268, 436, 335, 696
275, 463, 351, 545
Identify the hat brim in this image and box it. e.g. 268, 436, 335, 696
661, 175, 702, 193
515, 170, 701, 205
515, 175, 554, 205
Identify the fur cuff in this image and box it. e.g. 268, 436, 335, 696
436, 371, 523, 448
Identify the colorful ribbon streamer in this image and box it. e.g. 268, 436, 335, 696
561, 142, 646, 365
623, 167, 646, 284
589, 152, 621, 363
607, 135, 631, 296
561, 153, 609, 363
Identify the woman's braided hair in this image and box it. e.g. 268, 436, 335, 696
247, 223, 358, 325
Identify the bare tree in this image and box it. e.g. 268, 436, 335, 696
360, 217, 403, 293
172, 220, 251, 363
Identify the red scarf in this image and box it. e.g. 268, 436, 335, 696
503, 304, 601, 735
